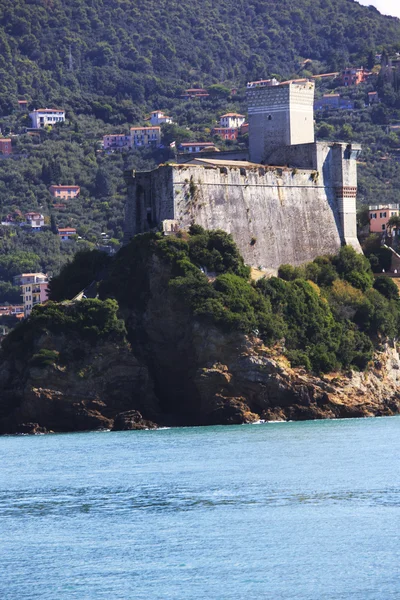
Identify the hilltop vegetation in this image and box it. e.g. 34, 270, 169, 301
1, 0, 399, 116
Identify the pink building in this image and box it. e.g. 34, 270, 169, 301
369, 204, 399, 233
103, 134, 131, 151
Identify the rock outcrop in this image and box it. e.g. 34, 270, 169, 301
1, 250, 400, 434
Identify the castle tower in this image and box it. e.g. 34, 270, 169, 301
247, 80, 315, 164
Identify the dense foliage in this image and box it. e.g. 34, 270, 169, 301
91, 229, 400, 373
0, 0, 399, 116
2, 297, 127, 360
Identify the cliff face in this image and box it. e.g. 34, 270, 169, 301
1, 251, 400, 434
0, 332, 159, 434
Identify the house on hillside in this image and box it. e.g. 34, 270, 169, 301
29, 108, 65, 128
341, 67, 370, 86
219, 113, 246, 128
103, 134, 131, 151
14, 273, 49, 317
25, 213, 45, 229
130, 127, 161, 147
212, 127, 239, 140
179, 142, 218, 153
150, 111, 173, 126
368, 91, 379, 105
58, 227, 77, 241
314, 94, 354, 110
49, 185, 80, 199
0, 139, 12, 155
369, 204, 400, 233
181, 88, 209, 99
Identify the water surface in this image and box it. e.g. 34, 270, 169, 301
1, 417, 400, 599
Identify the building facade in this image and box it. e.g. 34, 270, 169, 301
150, 111, 173, 125
130, 127, 161, 147
212, 127, 239, 140
0, 138, 12, 155
103, 134, 131, 151
14, 273, 49, 317
369, 204, 399, 233
58, 227, 77, 241
25, 213, 45, 229
219, 113, 246, 128
49, 185, 80, 199
29, 109, 65, 128
179, 142, 217, 153
341, 68, 369, 86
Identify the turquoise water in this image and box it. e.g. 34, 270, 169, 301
1, 417, 400, 599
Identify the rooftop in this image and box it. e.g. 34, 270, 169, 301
32, 108, 64, 113
220, 113, 245, 118
50, 185, 80, 189
130, 126, 161, 131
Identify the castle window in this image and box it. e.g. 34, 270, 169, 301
382, 224, 386, 230
380, 212, 387, 218
240, 168, 246, 176
258, 168, 265, 176
220, 167, 228, 175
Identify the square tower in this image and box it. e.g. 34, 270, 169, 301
247, 80, 315, 164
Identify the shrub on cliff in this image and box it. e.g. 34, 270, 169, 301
2, 298, 126, 358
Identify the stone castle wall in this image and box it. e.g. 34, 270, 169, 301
125, 160, 354, 271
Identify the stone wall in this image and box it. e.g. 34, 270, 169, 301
171, 164, 342, 270
124, 140, 362, 270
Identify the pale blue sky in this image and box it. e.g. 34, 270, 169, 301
357, 0, 400, 19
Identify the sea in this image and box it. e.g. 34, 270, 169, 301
1, 417, 400, 600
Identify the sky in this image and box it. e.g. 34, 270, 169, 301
357, 0, 400, 19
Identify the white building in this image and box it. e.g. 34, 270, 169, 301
25, 212, 45, 229
149, 111, 173, 126
29, 108, 65, 129
219, 113, 246, 128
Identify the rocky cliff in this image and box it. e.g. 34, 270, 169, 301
1, 233, 399, 434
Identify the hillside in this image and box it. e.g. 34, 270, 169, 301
1, 0, 400, 116
0, 1, 399, 307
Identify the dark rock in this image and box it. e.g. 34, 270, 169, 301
112, 410, 158, 431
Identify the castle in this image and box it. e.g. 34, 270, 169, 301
124, 80, 362, 271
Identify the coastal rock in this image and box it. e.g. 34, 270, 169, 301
112, 410, 158, 431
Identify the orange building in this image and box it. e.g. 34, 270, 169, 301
341, 67, 369, 86
369, 204, 399, 233
0, 138, 12, 155
212, 127, 239, 140
49, 185, 80, 199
